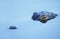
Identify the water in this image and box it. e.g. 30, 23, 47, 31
0, 0, 60, 39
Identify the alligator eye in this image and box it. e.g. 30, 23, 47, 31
41, 16, 47, 20
40, 19, 47, 23
40, 15, 48, 20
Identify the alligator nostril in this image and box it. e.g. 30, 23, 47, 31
9, 26, 17, 30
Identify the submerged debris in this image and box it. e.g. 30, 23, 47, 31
9, 26, 17, 30
32, 11, 57, 23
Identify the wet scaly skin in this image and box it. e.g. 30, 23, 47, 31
32, 11, 57, 23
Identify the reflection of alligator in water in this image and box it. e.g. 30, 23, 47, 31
32, 11, 57, 23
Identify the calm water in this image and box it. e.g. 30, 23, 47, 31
0, 0, 60, 39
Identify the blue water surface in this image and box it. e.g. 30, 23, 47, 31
0, 0, 60, 39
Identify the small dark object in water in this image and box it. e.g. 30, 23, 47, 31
32, 11, 57, 23
9, 26, 17, 29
